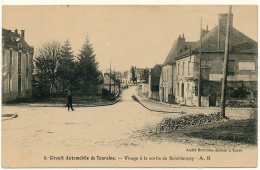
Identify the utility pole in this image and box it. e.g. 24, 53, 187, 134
221, 6, 232, 118
148, 69, 152, 98
172, 57, 174, 103
198, 17, 202, 107
114, 68, 116, 97
109, 58, 111, 93
189, 45, 192, 61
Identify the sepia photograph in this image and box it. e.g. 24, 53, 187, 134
1, 4, 258, 168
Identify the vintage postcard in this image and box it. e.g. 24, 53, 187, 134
1, 5, 258, 168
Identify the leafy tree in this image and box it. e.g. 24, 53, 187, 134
76, 37, 103, 94
56, 40, 76, 92
33, 41, 62, 97
143, 68, 149, 82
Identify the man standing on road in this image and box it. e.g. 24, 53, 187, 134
67, 91, 75, 111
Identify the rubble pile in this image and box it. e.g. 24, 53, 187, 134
250, 110, 257, 119
154, 113, 227, 133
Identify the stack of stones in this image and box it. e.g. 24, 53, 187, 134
155, 113, 226, 133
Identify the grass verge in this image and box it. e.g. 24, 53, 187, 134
184, 118, 257, 145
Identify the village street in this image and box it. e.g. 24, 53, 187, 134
2, 86, 257, 167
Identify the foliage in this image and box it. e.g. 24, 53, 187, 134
130, 66, 136, 83
56, 40, 76, 92
231, 84, 250, 99
33, 37, 104, 98
76, 37, 103, 94
33, 41, 62, 97
143, 68, 149, 82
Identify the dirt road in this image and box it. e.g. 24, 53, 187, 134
2, 86, 257, 167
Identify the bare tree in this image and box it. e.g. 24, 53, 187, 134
34, 41, 62, 97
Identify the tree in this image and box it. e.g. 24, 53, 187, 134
76, 37, 103, 94
143, 68, 149, 82
33, 41, 62, 97
130, 66, 136, 85
56, 40, 76, 92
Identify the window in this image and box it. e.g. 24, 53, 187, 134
166, 70, 168, 81
178, 63, 180, 75
18, 43, 23, 49
26, 78, 29, 90
165, 70, 167, 81
162, 70, 164, 80
9, 50, 13, 67
182, 62, 185, 75
18, 52, 22, 75
201, 59, 212, 68
228, 60, 235, 73
194, 85, 198, 96
186, 61, 189, 75
26, 54, 29, 67
188, 62, 190, 75
8, 75, 12, 91
177, 83, 180, 96
187, 83, 190, 98
26, 54, 29, 90
181, 83, 184, 97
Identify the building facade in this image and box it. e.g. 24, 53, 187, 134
159, 34, 194, 103
2, 29, 34, 102
103, 73, 120, 95
175, 13, 257, 107
159, 65, 173, 102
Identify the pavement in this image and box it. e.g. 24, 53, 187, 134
1, 86, 257, 167
3, 96, 122, 107
135, 90, 256, 120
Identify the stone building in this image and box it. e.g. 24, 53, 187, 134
2, 28, 34, 102
128, 67, 147, 84
175, 13, 257, 106
103, 73, 120, 95
159, 34, 194, 103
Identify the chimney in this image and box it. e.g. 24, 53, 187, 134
218, 13, 233, 28
178, 33, 185, 42
201, 26, 209, 37
21, 30, 25, 40
218, 13, 233, 52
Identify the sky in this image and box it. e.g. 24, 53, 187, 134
2, 5, 258, 72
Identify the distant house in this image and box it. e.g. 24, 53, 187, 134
2, 28, 34, 102
120, 74, 129, 88
129, 67, 147, 84
103, 73, 120, 95
174, 13, 257, 106
134, 68, 145, 83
